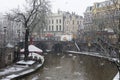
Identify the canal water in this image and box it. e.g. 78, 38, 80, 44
19, 53, 118, 80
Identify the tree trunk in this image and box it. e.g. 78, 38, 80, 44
24, 27, 29, 61
118, 17, 120, 80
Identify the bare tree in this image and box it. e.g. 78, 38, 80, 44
6, 0, 51, 60
91, 0, 120, 55
92, 0, 120, 76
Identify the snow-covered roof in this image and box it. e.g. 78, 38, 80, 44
20, 45, 43, 53
6, 43, 14, 48
104, 28, 114, 32
16, 60, 35, 65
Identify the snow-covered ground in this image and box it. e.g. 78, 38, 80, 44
113, 72, 119, 80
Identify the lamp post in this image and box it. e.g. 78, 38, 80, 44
17, 30, 20, 43
2, 26, 7, 66
4, 27, 7, 47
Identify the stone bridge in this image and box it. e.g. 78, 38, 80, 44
19, 40, 79, 53
34, 40, 78, 52
19, 40, 118, 57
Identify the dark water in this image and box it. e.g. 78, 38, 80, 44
20, 53, 118, 80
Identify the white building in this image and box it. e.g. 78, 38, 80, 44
44, 12, 64, 37
44, 11, 84, 40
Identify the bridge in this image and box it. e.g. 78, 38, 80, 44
19, 40, 118, 58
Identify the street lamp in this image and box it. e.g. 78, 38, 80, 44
17, 30, 20, 43
2, 26, 7, 67
3, 27, 7, 46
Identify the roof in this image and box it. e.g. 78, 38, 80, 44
16, 60, 35, 65
20, 45, 43, 53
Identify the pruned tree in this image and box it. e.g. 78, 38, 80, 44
6, 0, 51, 60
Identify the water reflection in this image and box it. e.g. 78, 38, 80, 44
19, 53, 118, 80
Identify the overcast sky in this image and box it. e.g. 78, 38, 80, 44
0, 0, 106, 16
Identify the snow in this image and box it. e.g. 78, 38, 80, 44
3, 69, 35, 80
61, 56, 65, 59
0, 51, 44, 80
68, 54, 73, 56
19, 69, 34, 75
80, 61, 83, 64
55, 66, 63, 69
32, 76, 39, 80
21, 45, 43, 53
6, 74, 18, 78
113, 72, 119, 80
73, 72, 81, 76
28, 53, 44, 60
72, 56, 77, 60
44, 67, 49, 70
45, 77, 52, 80
1, 79, 10, 80
0, 66, 27, 75
16, 60, 35, 65
6, 43, 14, 48
6, 59, 44, 79
104, 28, 114, 32
100, 62, 104, 66
57, 53, 60, 56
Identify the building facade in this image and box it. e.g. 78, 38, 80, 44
43, 11, 84, 40
64, 12, 84, 39
44, 12, 64, 38
84, 6, 94, 32
83, 0, 119, 43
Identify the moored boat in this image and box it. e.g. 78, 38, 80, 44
1, 54, 44, 80
0, 45, 44, 80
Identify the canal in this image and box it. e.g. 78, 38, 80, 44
19, 52, 118, 80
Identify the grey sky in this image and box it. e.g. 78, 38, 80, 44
0, 0, 106, 16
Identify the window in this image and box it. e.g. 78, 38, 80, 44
52, 20, 54, 24
73, 20, 74, 25
59, 19, 61, 24
59, 25, 61, 31
52, 25, 54, 31
77, 21, 79, 24
49, 20, 51, 24
56, 25, 58, 31
46, 27, 48, 31
67, 21, 69, 24
96, 3, 100, 8
56, 19, 58, 24
49, 26, 51, 31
